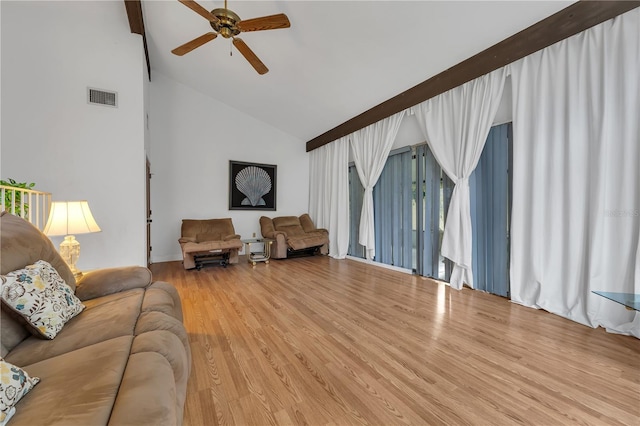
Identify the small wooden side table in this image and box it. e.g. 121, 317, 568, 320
242, 238, 275, 266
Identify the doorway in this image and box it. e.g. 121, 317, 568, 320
146, 157, 152, 267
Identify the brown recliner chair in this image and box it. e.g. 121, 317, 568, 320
259, 214, 329, 259
179, 218, 243, 269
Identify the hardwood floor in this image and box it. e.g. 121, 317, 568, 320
150, 256, 640, 426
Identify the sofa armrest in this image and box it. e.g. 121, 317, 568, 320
75, 266, 152, 301
223, 234, 241, 241
299, 213, 319, 233
261, 229, 287, 239
270, 232, 289, 259
178, 237, 196, 244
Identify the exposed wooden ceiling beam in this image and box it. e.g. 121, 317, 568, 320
124, 0, 150, 79
306, 1, 640, 152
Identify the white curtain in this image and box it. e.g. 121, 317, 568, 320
309, 136, 350, 259
350, 111, 405, 260
415, 68, 507, 289
510, 8, 639, 336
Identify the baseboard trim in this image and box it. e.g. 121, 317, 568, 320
345, 255, 413, 275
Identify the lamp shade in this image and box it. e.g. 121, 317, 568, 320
43, 201, 101, 236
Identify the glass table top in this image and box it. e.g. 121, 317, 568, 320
242, 238, 275, 243
592, 291, 640, 311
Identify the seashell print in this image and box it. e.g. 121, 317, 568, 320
235, 166, 272, 206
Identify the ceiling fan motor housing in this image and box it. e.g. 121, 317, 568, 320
173, 0, 291, 74
210, 8, 241, 38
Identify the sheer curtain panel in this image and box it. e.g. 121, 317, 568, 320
510, 8, 639, 336
309, 136, 350, 259
350, 111, 405, 260
415, 68, 507, 289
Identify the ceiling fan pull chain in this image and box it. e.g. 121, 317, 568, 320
230, 39, 233, 56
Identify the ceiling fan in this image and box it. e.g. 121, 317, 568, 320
172, 0, 291, 75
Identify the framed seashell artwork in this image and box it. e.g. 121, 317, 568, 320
229, 160, 277, 210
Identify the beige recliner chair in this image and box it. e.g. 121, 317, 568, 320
179, 218, 243, 269
259, 214, 329, 259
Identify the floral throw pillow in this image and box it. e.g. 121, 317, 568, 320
0, 358, 40, 426
0, 260, 85, 339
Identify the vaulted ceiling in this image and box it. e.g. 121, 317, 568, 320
131, 1, 635, 149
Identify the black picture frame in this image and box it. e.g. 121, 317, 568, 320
229, 161, 277, 210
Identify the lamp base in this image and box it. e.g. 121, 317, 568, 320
59, 235, 82, 277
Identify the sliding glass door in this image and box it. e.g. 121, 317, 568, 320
349, 144, 452, 280
415, 144, 453, 280
373, 148, 413, 268
348, 165, 365, 258
347, 123, 512, 296
348, 148, 413, 267
470, 123, 512, 297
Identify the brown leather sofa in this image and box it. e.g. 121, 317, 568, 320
179, 218, 243, 269
259, 214, 329, 259
0, 211, 191, 425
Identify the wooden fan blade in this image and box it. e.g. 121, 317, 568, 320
172, 32, 217, 56
178, 0, 219, 23
237, 13, 290, 32
233, 38, 268, 75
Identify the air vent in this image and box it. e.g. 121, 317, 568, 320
87, 87, 118, 107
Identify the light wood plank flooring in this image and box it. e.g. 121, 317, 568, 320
150, 256, 640, 426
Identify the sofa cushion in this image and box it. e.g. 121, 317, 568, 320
7, 336, 133, 426
278, 224, 305, 236
272, 216, 302, 230
0, 358, 40, 426
135, 311, 192, 364
74, 266, 152, 302
287, 232, 329, 251
0, 212, 75, 291
1, 260, 84, 339
126, 330, 190, 424
181, 239, 243, 255
141, 287, 178, 319
0, 310, 29, 358
146, 281, 184, 322
181, 218, 235, 239
4, 289, 143, 367
196, 232, 222, 243
299, 213, 317, 233
108, 352, 177, 426
259, 216, 276, 237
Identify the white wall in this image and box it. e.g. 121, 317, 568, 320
148, 73, 308, 263
1, 1, 147, 270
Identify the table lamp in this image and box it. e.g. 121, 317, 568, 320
43, 200, 101, 277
